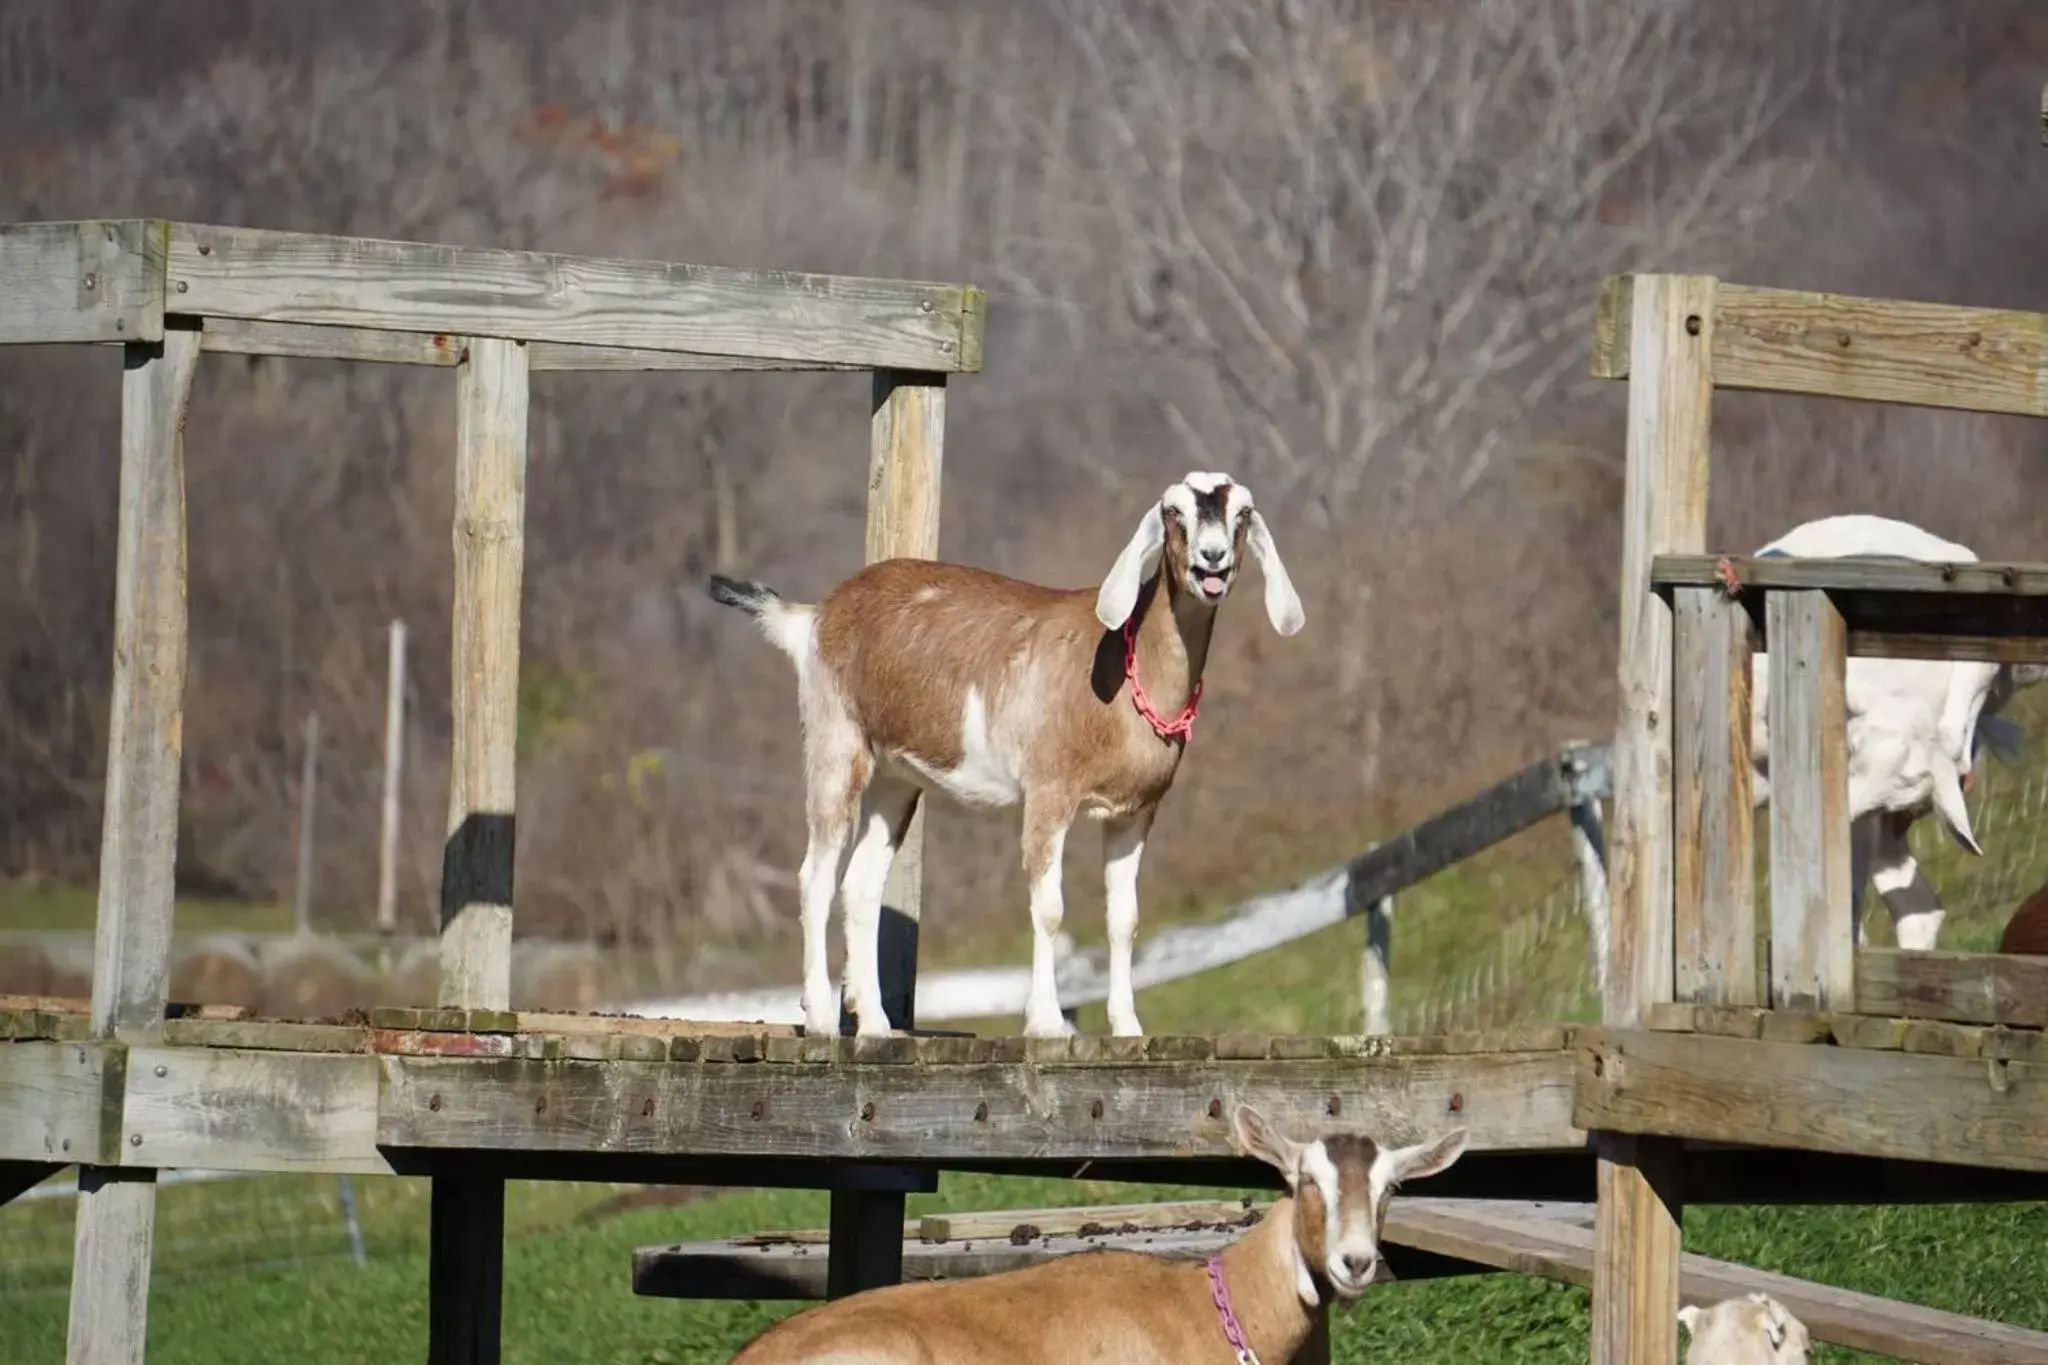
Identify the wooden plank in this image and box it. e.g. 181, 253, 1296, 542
1593, 1135, 1684, 1365
195, 317, 865, 371
166, 223, 984, 373
1595, 276, 2048, 420
917, 1198, 1257, 1243
439, 335, 528, 1010
1391, 1197, 2048, 1365
159, 1018, 369, 1053
120, 1047, 389, 1174
1607, 274, 1716, 1027
377, 1051, 1582, 1160
1655, 553, 2048, 647
66, 1168, 160, 1365
0, 220, 165, 344
1858, 950, 2048, 1027
0, 1042, 104, 1163
1655, 554, 2048, 600
1766, 591, 1853, 1010
1576, 1028, 2048, 1172
1672, 589, 1756, 1006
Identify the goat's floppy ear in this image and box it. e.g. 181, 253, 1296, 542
1096, 502, 1167, 630
1930, 751, 1983, 856
1246, 509, 1304, 636
1231, 1103, 1305, 1186
1676, 1304, 1702, 1334
1383, 1127, 1468, 1186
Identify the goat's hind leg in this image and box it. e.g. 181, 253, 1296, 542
837, 773, 922, 1036
796, 723, 869, 1036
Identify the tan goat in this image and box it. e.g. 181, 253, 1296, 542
1679, 1292, 1812, 1364
708, 472, 1302, 1038
729, 1103, 1467, 1364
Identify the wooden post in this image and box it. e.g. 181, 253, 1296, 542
1673, 588, 1757, 1006
429, 335, 528, 1365
1766, 589, 1853, 1011
293, 709, 320, 936
65, 324, 199, 1365
1594, 274, 1713, 1365
826, 368, 944, 1300
1592, 1134, 1685, 1365
377, 618, 407, 976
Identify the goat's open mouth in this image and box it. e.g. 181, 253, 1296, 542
1195, 572, 1230, 601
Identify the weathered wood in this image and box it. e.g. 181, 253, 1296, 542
196, 316, 866, 371
1592, 1135, 1684, 1365
167, 222, 984, 372
1672, 589, 1756, 1006
439, 336, 529, 1010
377, 1051, 1583, 1161
160, 1018, 370, 1053
917, 1198, 1257, 1244
1576, 1028, 2048, 1172
1857, 950, 2048, 1028
1608, 274, 1716, 1028
1594, 275, 2048, 420
1655, 553, 2048, 650
1765, 591, 1853, 1011
0, 220, 165, 344
0, 1043, 103, 1163
92, 326, 201, 1038
66, 1167, 160, 1365
377, 618, 407, 969
121, 1047, 388, 1174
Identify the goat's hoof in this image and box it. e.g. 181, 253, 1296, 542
1109, 1018, 1144, 1039
1022, 1014, 1075, 1039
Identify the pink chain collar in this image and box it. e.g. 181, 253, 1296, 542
1124, 618, 1202, 741
1205, 1256, 1260, 1364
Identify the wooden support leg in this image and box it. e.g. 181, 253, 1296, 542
1591, 1134, 1684, 1365
429, 335, 529, 1365
826, 369, 945, 1300
65, 326, 199, 1365
1766, 589, 1853, 1011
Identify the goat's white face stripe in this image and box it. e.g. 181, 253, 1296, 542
1162, 478, 1255, 576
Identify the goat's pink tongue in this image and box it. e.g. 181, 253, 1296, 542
1201, 574, 1227, 594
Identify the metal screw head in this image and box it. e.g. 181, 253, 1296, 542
154, 1065, 167, 1078
129, 1133, 143, 1147
428, 1093, 443, 1112
82, 273, 97, 290
920, 299, 934, 313
176, 279, 189, 294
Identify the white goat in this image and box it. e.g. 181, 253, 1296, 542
1679, 1292, 1812, 1364
708, 472, 1302, 1037
1747, 514, 2045, 950
729, 1104, 1468, 1365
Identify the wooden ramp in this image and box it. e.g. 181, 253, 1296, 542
635, 1198, 2048, 1365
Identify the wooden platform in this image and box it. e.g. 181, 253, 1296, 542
635, 1196, 2048, 1365
0, 1002, 1584, 1183
1577, 1006, 2048, 1173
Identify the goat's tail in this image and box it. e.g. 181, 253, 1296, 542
707, 574, 814, 664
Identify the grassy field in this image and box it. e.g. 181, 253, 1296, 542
9, 689, 2048, 1361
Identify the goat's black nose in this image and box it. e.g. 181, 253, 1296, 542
1198, 546, 1228, 567
1340, 1253, 1375, 1281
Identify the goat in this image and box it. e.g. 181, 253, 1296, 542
708, 472, 1302, 1038
1678, 1291, 1812, 1364
1998, 881, 2048, 955
729, 1103, 1468, 1365
1746, 514, 2047, 951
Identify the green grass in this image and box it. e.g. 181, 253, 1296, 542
0, 881, 290, 935
11, 688, 2048, 1360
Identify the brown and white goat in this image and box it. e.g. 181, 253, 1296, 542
708, 472, 1302, 1037
1679, 1292, 1812, 1364
729, 1103, 1467, 1365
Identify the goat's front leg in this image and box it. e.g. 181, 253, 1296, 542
1020, 796, 1076, 1038
837, 775, 922, 1036
1102, 806, 1155, 1038
1869, 810, 1945, 950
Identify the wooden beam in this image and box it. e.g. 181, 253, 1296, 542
121, 1047, 385, 1173
1607, 274, 1716, 1026
166, 222, 984, 372
377, 1051, 1583, 1161
1576, 1028, 2048, 1172
1592, 1135, 1684, 1365
439, 335, 528, 1009
1672, 589, 1757, 1006
832, 369, 948, 1297
196, 316, 864, 371
432, 334, 527, 1365
1857, 949, 2048, 1027
65, 324, 200, 1365
1765, 591, 1853, 1011
0, 1034, 107, 1167
0, 220, 165, 344
1594, 275, 2048, 419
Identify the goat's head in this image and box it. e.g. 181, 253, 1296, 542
1095, 472, 1304, 636
1678, 1291, 1811, 1364
1230, 1103, 1467, 1307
